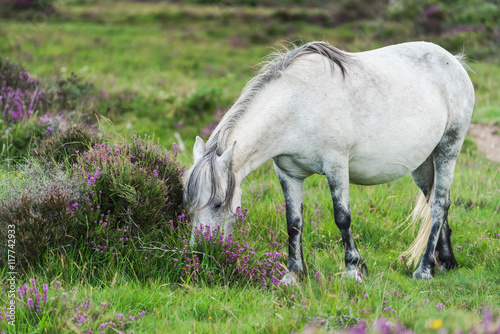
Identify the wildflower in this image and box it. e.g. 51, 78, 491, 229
429, 318, 443, 329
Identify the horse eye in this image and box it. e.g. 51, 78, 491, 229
212, 200, 223, 209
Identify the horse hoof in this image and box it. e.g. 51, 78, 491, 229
438, 261, 458, 274
343, 270, 364, 282
412, 268, 433, 280
280, 272, 298, 285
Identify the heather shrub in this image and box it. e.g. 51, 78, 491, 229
132, 208, 287, 287
0, 278, 147, 333
0, 161, 84, 266
31, 123, 103, 165
0, 57, 51, 124
179, 217, 287, 287
74, 133, 185, 240
0, 58, 100, 165
419, 4, 445, 34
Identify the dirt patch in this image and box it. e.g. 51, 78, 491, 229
468, 123, 500, 162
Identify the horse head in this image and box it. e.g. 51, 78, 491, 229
184, 136, 241, 242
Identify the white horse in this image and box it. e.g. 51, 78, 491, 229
184, 41, 475, 281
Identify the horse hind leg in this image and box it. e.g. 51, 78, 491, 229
410, 156, 458, 275
413, 130, 464, 280
325, 159, 368, 280
411, 156, 434, 198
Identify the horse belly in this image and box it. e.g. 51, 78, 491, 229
348, 158, 420, 185
347, 124, 443, 185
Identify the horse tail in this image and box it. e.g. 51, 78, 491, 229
454, 53, 475, 74
401, 182, 435, 267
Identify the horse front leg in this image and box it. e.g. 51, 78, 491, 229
326, 162, 368, 280
274, 162, 307, 284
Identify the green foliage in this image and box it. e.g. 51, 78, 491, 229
54, 72, 96, 113
175, 87, 227, 123
0, 118, 51, 166
338, 0, 389, 22
0, 0, 56, 18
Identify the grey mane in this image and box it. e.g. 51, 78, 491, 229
186, 41, 349, 211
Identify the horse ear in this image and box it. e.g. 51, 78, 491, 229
217, 141, 236, 171
193, 136, 206, 163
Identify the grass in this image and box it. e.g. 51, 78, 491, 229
1, 1, 500, 333
1, 147, 498, 333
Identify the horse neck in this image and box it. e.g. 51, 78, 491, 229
225, 98, 288, 184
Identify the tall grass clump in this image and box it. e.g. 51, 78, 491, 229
31, 124, 102, 165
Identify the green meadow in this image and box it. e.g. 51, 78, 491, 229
0, 1, 499, 333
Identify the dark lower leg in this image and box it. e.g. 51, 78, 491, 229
286, 209, 306, 277
275, 166, 307, 278
332, 198, 368, 276
435, 219, 458, 270
414, 188, 450, 279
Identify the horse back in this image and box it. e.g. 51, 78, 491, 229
277, 42, 474, 184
